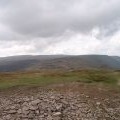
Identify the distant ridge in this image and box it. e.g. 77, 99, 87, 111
0, 55, 120, 72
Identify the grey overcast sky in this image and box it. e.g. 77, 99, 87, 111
0, 0, 120, 56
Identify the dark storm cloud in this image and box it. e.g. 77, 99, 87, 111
0, 0, 120, 39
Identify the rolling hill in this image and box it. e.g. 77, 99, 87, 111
0, 55, 120, 72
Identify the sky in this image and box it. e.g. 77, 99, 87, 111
0, 0, 120, 57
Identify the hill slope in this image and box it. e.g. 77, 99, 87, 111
0, 55, 120, 72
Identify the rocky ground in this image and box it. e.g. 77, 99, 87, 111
0, 83, 120, 120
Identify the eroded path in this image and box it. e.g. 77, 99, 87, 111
0, 83, 120, 120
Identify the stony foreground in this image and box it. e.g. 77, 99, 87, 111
0, 83, 120, 120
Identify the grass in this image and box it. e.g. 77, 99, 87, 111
0, 70, 120, 89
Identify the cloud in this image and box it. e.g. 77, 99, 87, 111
0, 0, 120, 56
1, 0, 120, 38
44, 29, 120, 56
0, 29, 120, 57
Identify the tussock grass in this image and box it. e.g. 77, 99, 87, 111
0, 70, 119, 89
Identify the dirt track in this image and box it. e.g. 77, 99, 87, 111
0, 83, 120, 120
